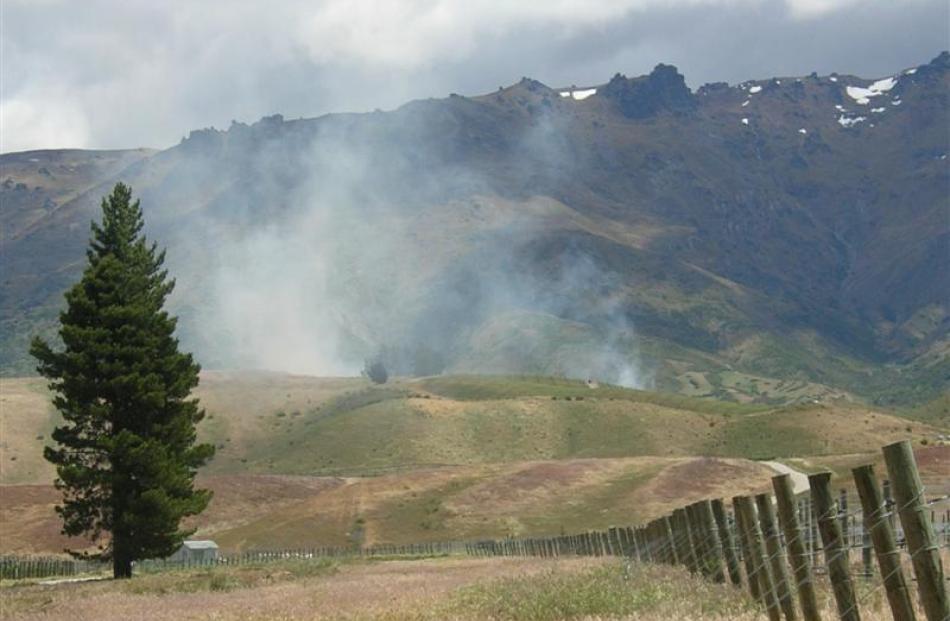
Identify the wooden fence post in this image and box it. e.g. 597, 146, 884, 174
756, 492, 798, 621
773, 474, 822, 621
734, 496, 762, 602
686, 503, 712, 578
839, 489, 850, 550
662, 516, 680, 565
712, 498, 743, 587
653, 522, 664, 562
678, 507, 700, 573
809, 472, 861, 621
852, 464, 917, 621
699, 500, 726, 583
636, 527, 650, 562
736, 495, 782, 621
672, 508, 695, 573
882, 440, 948, 621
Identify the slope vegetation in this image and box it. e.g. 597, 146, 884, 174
2, 55, 948, 404
2, 373, 946, 554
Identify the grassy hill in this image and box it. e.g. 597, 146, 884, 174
1, 372, 945, 554
3, 373, 943, 484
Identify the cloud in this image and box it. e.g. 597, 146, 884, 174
1, 0, 946, 151
0, 95, 90, 153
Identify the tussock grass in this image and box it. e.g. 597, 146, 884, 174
362, 562, 758, 620
2, 556, 933, 620
416, 375, 763, 416
123, 558, 338, 595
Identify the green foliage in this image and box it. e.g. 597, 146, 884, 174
898, 392, 950, 426
123, 558, 337, 594
417, 375, 762, 415
386, 563, 757, 621
30, 183, 214, 578
363, 358, 389, 384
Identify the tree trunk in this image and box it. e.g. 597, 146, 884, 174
113, 533, 133, 579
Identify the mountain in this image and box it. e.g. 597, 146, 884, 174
1, 53, 948, 405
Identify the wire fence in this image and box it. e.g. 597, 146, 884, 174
2, 439, 948, 621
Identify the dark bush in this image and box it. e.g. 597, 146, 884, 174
363, 358, 389, 384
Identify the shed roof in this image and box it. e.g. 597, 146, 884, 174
182, 540, 218, 550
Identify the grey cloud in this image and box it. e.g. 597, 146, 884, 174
1, 0, 947, 151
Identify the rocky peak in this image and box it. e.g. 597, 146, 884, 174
602, 64, 694, 119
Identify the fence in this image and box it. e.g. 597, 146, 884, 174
3, 439, 948, 621
0, 556, 105, 580
468, 439, 949, 621
0, 540, 472, 580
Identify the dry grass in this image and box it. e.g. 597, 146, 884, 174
0, 557, 598, 621
6, 373, 943, 488
0, 457, 782, 554
3, 556, 935, 620
0, 377, 59, 484
783, 445, 950, 496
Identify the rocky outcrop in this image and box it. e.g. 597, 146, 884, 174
601, 64, 695, 118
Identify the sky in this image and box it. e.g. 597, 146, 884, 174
2, 0, 947, 153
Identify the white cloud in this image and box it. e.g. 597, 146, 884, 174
0, 95, 91, 152
293, 0, 757, 68
784, 0, 932, 18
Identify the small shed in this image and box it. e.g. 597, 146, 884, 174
168, 540, 219, 563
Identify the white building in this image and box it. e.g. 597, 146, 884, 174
168, 540, 219, 563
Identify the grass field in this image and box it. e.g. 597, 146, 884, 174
0, 556, 933, 621
1, 372, 946, 555
3, 373, 942, 484
0, 456, 784, 553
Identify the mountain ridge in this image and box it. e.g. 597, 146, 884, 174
1, 52, 948, 405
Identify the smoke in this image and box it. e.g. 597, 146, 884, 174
158, 96, 651, 388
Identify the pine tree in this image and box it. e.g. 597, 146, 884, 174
30, 183, 214, 578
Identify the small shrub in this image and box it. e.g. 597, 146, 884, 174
363, 358, 389, 384
209, 572, 235, 592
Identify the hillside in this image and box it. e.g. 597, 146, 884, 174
2, 373, 944, 484
2, 373, 946, 554
1, 54, 948, 406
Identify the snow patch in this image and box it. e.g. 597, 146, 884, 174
837, 115, 867, 128
905, 68, 917, 75
798, 128, 807, 134
558, 88, 596, 101
749, 85, 762, 94
870, 107, 885, 113
834, 105, 846, 112
829, 76, 838, 82
742, 100, 750, 107
891, 99, 901, 106
846, 77, 897, 105
741, 118, 749, 125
